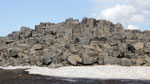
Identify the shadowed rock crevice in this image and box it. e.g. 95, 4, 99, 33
0, 18, 150, 68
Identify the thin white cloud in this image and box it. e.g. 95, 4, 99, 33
91, 0, 150, 30
100, 5, 137, 20
127, 25, 139, 30
131, 14, 145, 22
92, 4, 138, 26
132, 0, 150, 8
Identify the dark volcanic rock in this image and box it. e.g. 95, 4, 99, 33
6, 49, 18, 58
0, 17, 150, 67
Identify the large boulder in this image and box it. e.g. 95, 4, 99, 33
42, 56, 52, 65
103, 56, 119, 65
1, 17, 150, 67
20, 26, 32, 38
7, 32, 20, 40
136, 59, 146, 66
114, 23, 124, 33
119, 58, 132, 66
82, 49, 99, 65
41, 52, 53, 65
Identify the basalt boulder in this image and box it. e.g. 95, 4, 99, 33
0, 18, 150, 67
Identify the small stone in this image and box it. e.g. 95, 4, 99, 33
7, 49, 18, 58
133, 42, 144, 50
136, 59, 146, 66
103, 43, 112, 49
103, 56, 119, 65
82, 50, 98, 65
42, 58, 52, 65
90, 40, 99, 46
119, 58, 132, 66
32, 45, 43, 51
145, 56, 150, 64
98, 56, 104, 65
67, 54, 82, 65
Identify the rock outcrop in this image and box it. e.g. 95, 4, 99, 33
0, 17, 150, 68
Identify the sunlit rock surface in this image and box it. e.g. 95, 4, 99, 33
0, 18, 150, 67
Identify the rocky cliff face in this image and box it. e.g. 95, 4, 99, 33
0, 17, 150, 68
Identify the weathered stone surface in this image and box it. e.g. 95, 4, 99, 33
144, 56, 150, 65
82, 50, 99, 65
32, 45, 43, 51
41, 52, 52, 65
7, 49, 18, 57
98, 56, 104, 65
20, 26, 32, 39
133, 42, 144, 50
119, 58, 132, 66
104, 56, 119, 65
136, 59, 146, 66
103, 43, 112, 49
7, 32, 20, 40
112, 50, 123, 58
67, 54, 82, 65
20, 26, 32, 33
42, 57, 52, 65
5, 40, 16, 44
17, 44, 30, 50
0, 17, 150, 67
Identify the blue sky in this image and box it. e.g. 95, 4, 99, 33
0, 0, 150, 36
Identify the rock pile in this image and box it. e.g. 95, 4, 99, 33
0, 17, 150, 68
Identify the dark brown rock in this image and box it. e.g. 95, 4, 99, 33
0, 17, 150, 67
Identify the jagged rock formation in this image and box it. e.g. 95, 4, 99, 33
0, 17, 150, 68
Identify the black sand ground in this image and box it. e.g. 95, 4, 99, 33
0, 69, 150, 84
